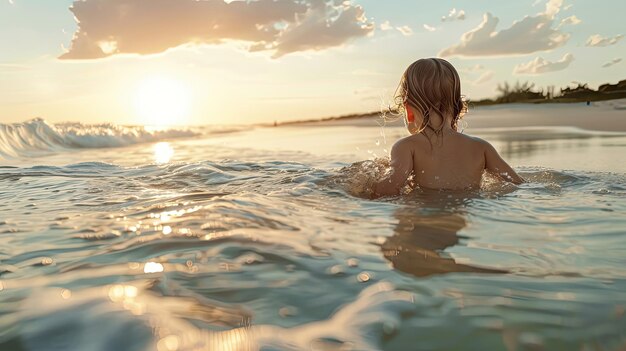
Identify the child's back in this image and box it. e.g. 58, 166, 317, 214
373, 58, 523, 196
391, 130, 521, 191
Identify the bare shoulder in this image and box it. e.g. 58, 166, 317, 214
394, 133, 431, 149
461, 134, 494, 152
392, 134, 435, 158
391, 134, 421, 152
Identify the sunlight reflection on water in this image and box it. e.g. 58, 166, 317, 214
144, 262, 164, 274
1, 117, 626, 350
154, 142, 174, 164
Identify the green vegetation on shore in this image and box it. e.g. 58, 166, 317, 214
472, 78, 626, 105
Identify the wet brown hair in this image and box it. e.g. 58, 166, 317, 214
392, 58, 467, 135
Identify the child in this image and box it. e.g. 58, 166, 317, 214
374, 58, 523, 196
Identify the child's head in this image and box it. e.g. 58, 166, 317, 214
395, 58, 466, 134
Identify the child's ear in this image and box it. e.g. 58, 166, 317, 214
405, 104, 420, 134
405, 103, 415, 124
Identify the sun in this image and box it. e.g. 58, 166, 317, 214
133, 76, 191, 127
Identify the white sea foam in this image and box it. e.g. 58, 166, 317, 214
0, 118, 198, 159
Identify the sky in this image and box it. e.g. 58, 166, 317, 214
0, 0, 624, 126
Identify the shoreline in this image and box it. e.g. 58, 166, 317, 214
271, 99, 626, 132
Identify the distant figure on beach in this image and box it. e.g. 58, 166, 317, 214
374, 58, 524, 196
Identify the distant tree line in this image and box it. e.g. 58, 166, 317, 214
473, 78, 626, 105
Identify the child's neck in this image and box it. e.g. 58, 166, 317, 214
426, 112, 455, 132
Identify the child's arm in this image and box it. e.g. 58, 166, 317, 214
484, 141, 524, 184
373, 139, 414, 196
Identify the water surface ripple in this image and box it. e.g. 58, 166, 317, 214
1, 121, 626, 351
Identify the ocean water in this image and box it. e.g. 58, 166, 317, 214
1, 109, 626, 351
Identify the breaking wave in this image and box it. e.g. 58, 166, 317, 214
0, 118, 199, 159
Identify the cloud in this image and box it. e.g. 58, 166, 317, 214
267, 1, 375, 58
60, 0, 374, 60
439, 0, 569, 57
458, 64, 484, 73
379, 21, 413, 36
557, 15, 581, 28
472, 70, 494, 85
396, 26, 413, 36
602, 58, 622, 68
513, 53, 574, 74
423, 24, 436, 32
585, 34, 624, 47
379, 20, 414, 37
379, 21, 392, 31
441, 8, 466, 22
458, 64, 488, 84
544, 0, 563, 17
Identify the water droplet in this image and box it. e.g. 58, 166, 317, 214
357, 272, 371, 282
162, 226, 172, 235
61, 289, 72, 299
328, 265, 345, 276
347, 258, 359, 267
40, 257, 54, 266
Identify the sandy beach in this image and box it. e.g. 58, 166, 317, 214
286, 99, 626, 132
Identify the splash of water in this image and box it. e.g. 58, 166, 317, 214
330, 158, 393, 198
